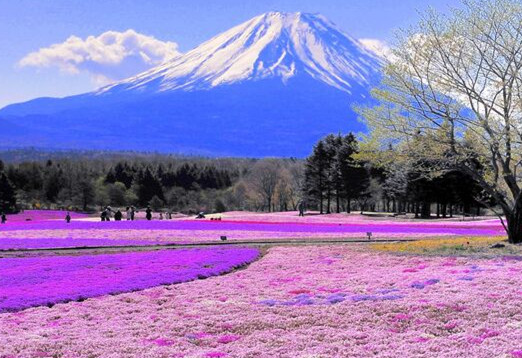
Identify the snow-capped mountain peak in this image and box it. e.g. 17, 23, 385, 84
98, 11, 382, 95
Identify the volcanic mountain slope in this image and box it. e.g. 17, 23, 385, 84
0, 12, 382, 157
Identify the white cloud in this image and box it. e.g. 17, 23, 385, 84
359, 38, 393, 60
18, 29, 181, 85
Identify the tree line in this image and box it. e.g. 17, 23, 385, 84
0, 155, 303, 214
303, 133, 485, 218
0, 137, 487, 220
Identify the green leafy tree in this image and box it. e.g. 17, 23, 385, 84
358, 0, 522, 243
149, 195, 165, 211
74, 179, 96, 211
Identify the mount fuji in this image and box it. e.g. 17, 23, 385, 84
0, 12, 383, 157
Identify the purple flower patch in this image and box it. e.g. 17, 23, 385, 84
0, 247, 259, 313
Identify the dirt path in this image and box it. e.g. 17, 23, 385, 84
0, 238, 419, 257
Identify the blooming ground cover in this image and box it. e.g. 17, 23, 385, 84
0, 215, 504, 250
372, 236, 520, 255
218, 211, 504, 226
0, 238, 163, 250
1, 210, 88, 223
1, 245, 521, 357
0, 247, 259, 313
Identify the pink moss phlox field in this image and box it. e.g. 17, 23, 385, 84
221, 211, 504, 227
1, 246, 520, 357
2, 210, 88, 223
0, 218, 503, 248
0, 219, 503, 234
0, 238, 164, 250
0, 247, 259, 313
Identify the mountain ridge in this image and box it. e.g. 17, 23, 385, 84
0, 11, 382, 157
97, 11, 381, 95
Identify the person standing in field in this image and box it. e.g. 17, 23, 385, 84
298, 201, 306, 217
1, 213, 6, 224
130, 206, 135, 221
114, 209, 122, 221
65, 212, 71, 223
126, 207, 131, 220
145, 206, 152, 221
105, 206, 113, 221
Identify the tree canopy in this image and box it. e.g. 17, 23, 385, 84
357, 0, 522, 242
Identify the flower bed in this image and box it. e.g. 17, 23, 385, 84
0, 238, 164, 250
0, 219, 503, 248
1, 210, 88, 223
1, 246, 520, 357
0, 247, 259, 313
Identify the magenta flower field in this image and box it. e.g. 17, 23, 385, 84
1, 246, 520, 357
0, 238, 164, 250
0, 211, 504, 250
2, 210, 88, 223
0, 248, 259, 313
0, 211, 519, 357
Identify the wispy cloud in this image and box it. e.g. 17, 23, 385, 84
18, 30, 181, 85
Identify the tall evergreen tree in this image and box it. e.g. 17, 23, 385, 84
134, 167, 163, 206
305, 140, 329, 213
0, 171, 17, 213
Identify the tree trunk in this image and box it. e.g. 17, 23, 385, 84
507, 214, 522, 244
326, 189, 331, 214
506, 197, 522, 244
421, 201, 431, 219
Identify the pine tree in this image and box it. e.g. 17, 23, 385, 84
338, 134, 369, 213
304, 140, 329, 214
135, 167, 164, 206
0, 171, 17, 213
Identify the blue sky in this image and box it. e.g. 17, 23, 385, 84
0, 0, 460, 108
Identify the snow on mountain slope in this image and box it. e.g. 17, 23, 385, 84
0, 12, 384, 157
98, 12, 382, 95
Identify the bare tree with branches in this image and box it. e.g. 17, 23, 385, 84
249, 159, 281, 212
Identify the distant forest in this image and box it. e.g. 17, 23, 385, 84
0, 139, 488, 217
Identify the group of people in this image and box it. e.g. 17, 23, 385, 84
100, 206, 134, 221
100, 206, 174, 221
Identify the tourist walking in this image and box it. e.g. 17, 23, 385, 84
65, 212, 71, 223
298, 201, 306, 217
105, 206, 113, 221
130, 206, 135, 221
126, 206, 131, 220
114, 209, 122, 221
100, 210, 107, 222
145, 206, 152, 221
1, 213, 6, 224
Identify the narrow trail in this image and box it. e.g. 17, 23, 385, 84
0, 238, 418, 256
